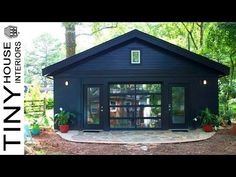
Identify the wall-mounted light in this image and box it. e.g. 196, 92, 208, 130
65, 81, 69, 86
203, 80, 207, 85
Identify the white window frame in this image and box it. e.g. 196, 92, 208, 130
131, 50, 141, 64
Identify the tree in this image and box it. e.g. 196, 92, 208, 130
63, 22, 118, 57
63, 22, 79, 57
24, 33, 64, 87
205, 22, 236, 114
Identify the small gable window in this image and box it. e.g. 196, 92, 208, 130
131, 50, 141, 64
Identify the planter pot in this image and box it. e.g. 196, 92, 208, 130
59, 125, 69, 133
31, 128, 40, 135
202, 124, 213, 132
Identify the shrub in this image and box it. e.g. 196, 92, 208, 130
46, 97, 54, 110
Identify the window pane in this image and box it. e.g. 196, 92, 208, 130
131, 50, 140, 64
110, 107, 135, 118
110, 119, 135, 128
86, 87, 100, 125
110, 95, 135, 106
172, 87, 185, 124
110, 84, 135, 94
136, 95, 161, 105
136, 106, 161, 117
136, 84, 161, 93
136, 119, 161, 128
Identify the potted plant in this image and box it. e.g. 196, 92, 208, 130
201, 108, 218, 132
55, 108, 76, 133
31, 120, 40, 135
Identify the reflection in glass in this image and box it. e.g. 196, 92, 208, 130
109, 95, 135, 106
87, 87, 100, 125
136, 106, 161, 117
110, 84, 135, 94
136, 84, 161, 93
110, 107, 135, 118
172, 87, 185, 124
110, 119, 135, 128
109, 83, 162, 129
136, 95, 161, 105
136, 119, 161, 128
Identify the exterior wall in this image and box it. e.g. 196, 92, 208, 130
54, 77, 82, 129
54, 74, 218, 130
53, 39, 219, 130
62, 39, 219, 76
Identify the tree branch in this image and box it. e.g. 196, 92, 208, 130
76, 23, 118, 37
175, 23, 184, 34
181, 22, 198, 50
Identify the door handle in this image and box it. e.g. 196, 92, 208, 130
168, 104, 171, 111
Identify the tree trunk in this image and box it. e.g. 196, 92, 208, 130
65, 24, 76, 57
199, 22, 204, 47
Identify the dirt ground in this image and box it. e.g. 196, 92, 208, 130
25, 127, 236, 155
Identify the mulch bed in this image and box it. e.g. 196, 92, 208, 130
25, 126, 236, 155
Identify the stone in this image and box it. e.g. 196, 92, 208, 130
140, 145, 148, 151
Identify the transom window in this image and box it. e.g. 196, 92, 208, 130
131, 50, 141, 64
109, 83, 162, 129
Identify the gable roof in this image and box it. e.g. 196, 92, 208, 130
42, 29, 229, 77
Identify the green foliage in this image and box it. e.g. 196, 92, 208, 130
55, 109, 76, 126
201, 108, 220, 127
24, 33, 65, 86
25, 114, 54, 129
221, 109, 236, 121
42, 115, 53, 127
26, 82, 41, 100
31, 120, 40, 130
35, 150, 46, 155
46, 97, 54, 109
205, 22, 236, 115
63, 22, 80, 27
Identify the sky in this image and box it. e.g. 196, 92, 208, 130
0, 22, 94, 51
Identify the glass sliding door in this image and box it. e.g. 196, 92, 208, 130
109, 83, 162, 129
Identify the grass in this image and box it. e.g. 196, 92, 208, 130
35, 149, 47, 155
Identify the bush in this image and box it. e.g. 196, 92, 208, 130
46, 98, 54, 110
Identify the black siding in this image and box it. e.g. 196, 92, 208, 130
62, 40, 219, 76
54, 77, 82, 129
52, 40, 220, 130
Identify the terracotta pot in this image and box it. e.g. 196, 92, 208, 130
202, 124, 213, 132
59, 125, 69, 133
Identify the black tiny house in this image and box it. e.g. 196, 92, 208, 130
43, 30, 229, 130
